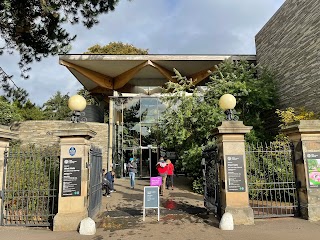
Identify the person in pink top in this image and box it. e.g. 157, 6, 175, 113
156, 157, 168, 196
166, 159, 174, 190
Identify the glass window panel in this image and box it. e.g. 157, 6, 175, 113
122, 122, 140, 148
123, 98, 141, 123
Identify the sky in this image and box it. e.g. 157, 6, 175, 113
0, 0, 286, 106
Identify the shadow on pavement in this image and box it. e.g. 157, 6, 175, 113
97, 176, 220, 231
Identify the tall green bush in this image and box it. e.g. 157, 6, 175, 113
246, 141, 295, 202
159, 60, 277, 193
4, 144, 60, 223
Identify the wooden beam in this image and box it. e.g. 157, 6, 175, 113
113, 61, 149, 89
60, 60, 113, 89
148, 60, 177, 83
90, 86, 114, 95
117, 84, 148, 95
188, 66, 217, 85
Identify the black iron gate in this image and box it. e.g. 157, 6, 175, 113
88, 146, 102, 218
0, 145, 60, 226
202, 147, 221, 218
246, 141, 299, 218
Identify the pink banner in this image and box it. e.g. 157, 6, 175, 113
150, 177, 162, 186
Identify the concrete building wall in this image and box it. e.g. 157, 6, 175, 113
255, 0, 320, 111
11, 121, 109, 168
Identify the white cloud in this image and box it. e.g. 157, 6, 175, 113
0, 0, 285, 105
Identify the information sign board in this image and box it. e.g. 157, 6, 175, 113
143, 186, 160, 221
306, 152, 320, 188
62, 157, 82, 197
226, 155, 246, 192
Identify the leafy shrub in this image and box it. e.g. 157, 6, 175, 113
276, 107, 318, 128
4, 144, 60, 223
192, 177, 204, 194
246, 141, 295, 202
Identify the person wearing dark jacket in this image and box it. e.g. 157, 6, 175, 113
102, 169, 111, 197
106, 167, 116, 192
127, 158, 137, 189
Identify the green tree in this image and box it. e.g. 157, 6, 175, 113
0, 0, 121, 78
0, 97, 22, 125
205, 59, 277, 142
42, 91, 70, 120
85, 42, 148, 54
159, 60, 277, 192
17, 100, 45, 120
0, 67, 29, 105
77, 88, 99, 105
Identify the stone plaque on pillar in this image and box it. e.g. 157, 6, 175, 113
62, 157, 82, 197
226, 155, 246, 192
306, 152, 320, 188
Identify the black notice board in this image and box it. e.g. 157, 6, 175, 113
144, 186, 159, 208
62, 158, 82, 197
226, 155, 246, 192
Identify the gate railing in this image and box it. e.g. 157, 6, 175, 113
246, 141, 298, 218
202, 146, 221, 218
1, 145, 60, 226
88, 146, 102, 218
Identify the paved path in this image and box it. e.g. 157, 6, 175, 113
1, 176, 320, 240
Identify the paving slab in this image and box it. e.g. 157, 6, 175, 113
1, 176, 320, 240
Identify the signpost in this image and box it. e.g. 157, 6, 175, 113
143, 186, 160, 221
62, 157, 82, 197
226, 155, 246, 192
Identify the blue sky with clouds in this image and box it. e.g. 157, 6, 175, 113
0, 0, 286, 105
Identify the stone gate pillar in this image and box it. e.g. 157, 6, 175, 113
53, 123, 96, 231
213, 121, 254, 225
0, 127, 18, 217
283, 120, 320, 221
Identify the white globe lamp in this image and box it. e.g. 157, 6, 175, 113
68, 95, 87, 123
219, 94, 236, 121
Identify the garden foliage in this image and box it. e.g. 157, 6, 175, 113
4, 144, 60, 223
159, 59, 277, 193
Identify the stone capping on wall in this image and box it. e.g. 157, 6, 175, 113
0, 126, 19, 140
53, 129, 96, 139
282, 120, 320, 135
213, 121, 253, 135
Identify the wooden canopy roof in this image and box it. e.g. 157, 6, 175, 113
59, 54, 256, 101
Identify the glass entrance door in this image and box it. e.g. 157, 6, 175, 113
112, 96, 166, 178
137, 146, 159, 178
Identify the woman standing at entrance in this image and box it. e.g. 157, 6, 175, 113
127, 158, 137, 189
156, 157, 168, 196
166, 159, 174, 190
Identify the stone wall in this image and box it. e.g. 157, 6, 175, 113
255, 0, 320, 112
11, 121, 109, 168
